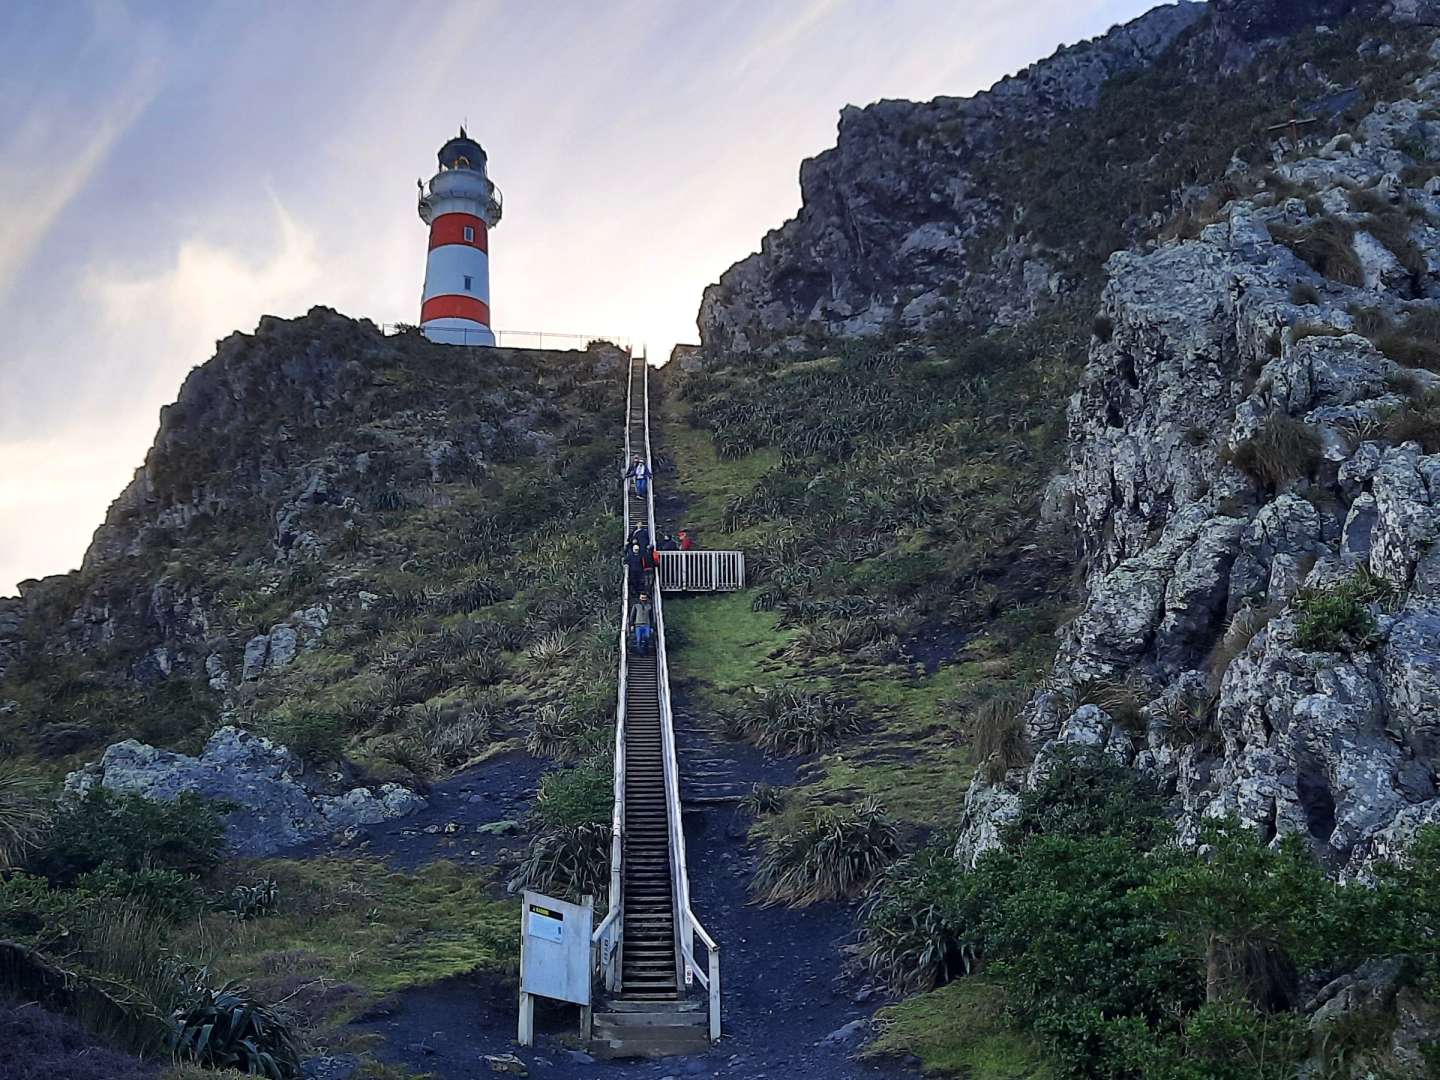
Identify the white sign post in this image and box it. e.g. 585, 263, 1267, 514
518, 890, 594, 1046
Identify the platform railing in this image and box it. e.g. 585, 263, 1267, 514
657, 550, 746, 592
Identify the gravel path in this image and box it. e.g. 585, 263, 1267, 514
340, 712, 921, 1079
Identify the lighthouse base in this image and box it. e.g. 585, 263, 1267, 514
422, 318, 495, 347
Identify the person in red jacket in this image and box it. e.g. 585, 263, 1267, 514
678, 529, 696, 551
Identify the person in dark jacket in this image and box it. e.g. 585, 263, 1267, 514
625, 542, 647, 596
658, 531, 680, 552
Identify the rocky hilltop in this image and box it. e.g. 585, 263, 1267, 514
0, 311, 626, 826
957, 34, 1440, 876
699, 0, 1438, 354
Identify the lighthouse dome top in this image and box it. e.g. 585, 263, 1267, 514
438, 128, 487, 172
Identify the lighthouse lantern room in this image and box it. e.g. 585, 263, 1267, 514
417, 128, 503, 346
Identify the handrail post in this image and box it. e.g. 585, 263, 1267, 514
709, 945, 721, 1042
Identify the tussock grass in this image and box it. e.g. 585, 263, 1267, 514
1383, 390, 1440, 452
1288, 283, 1321, 306
0, 765, 49, 870
967, 691, 1030, 782
1269, 219, 1362, 285
753, 798, 899, 905
718, 685, 863, 756
1208, 604, 1274, 683
516, 824, 611, 901
1226, 415, 1323, 489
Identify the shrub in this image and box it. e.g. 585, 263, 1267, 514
533, 759, 612, 829
75, 867, 206, 920
1288, 282, 1321, 306
515, 824, 611, 901
753, 798, 899, 905
1269, 219, 1362, 285
1209, 603, 1273, 682
1226, 415, 1322, 489
1145, 818, 1337, 1007
1004, 748, 1166, 846
0, 765, 50, 870
30, 789, 226, 888
1092, 315, 1115, 342
405, 698, 496, 771
966, 691, 1030, 782
526, 702, 608, 761
260, 704, 346, 764
1292, 568, 1393, 652
1289, 321, 1343, 341
719, 686, 863, 756
169, 976, 302, 1079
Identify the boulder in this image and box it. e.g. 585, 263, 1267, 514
64, 727, 426, 856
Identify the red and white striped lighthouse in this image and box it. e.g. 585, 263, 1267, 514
417, 128, 503, 346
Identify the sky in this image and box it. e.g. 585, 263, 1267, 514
0, 0, 1163, 596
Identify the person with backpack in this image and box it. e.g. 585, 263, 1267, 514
630, 592, 654, 654
625, 455, 650, 500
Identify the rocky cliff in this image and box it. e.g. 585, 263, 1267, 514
698, 0, 1435, 355
0, 310, 626, 835
957, 33, 1440, 877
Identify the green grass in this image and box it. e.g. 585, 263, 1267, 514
864, 979, 1054, 1078
664, 591, 799, 693
178, 858, 517, 1014
662, 424, 779, 541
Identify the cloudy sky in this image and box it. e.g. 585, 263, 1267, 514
1, 0, 1160, 595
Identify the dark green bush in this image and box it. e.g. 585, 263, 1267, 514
1292, 568, 1393, 652
534, 758, 612, 828
261, 704, 346, 764
1288, 282, 1321, 306
1004, 748, 1165, 846
30, 789, 226, 888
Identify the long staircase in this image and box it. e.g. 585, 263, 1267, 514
589, 354, 719, 1057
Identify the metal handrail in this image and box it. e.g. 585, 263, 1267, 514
592, 355, 637, 992
639, 361, 721, 1042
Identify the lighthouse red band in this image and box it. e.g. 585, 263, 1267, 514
417, 128, 502, 347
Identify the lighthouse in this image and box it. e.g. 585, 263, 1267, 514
417, 128, 503, 346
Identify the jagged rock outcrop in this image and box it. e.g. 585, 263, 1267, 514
697, 2, 1206, 354
958, 42, 1440, 875
63, 726, 426, 856
697, 0, 1429, 356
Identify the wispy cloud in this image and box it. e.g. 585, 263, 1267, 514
0, 7, 162, 299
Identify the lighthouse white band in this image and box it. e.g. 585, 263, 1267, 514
421, 243, 490, 306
